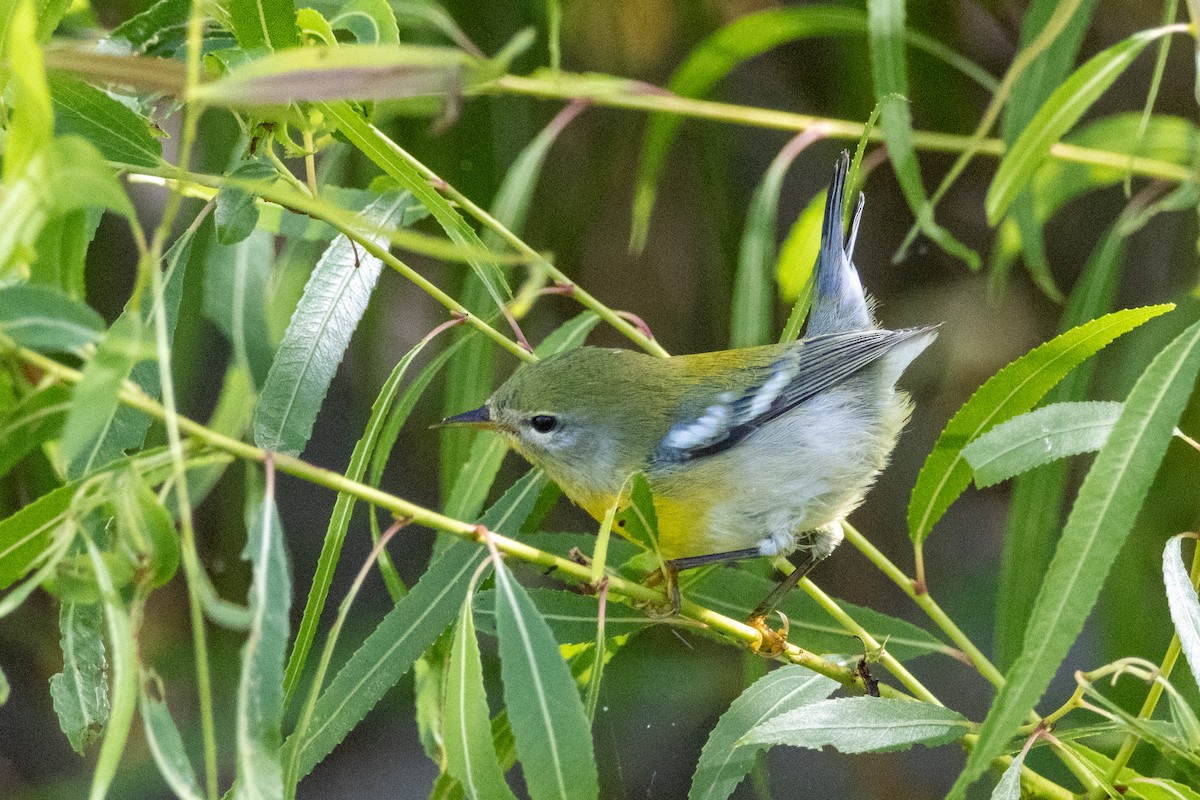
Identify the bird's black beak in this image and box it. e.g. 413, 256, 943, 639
436, 405, 494, 428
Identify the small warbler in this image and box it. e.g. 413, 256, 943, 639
445, 153, 936, 652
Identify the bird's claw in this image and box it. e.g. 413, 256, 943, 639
636, 563, 681, 618
747, 611, 790, 657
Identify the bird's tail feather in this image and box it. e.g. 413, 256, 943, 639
807, 152, 874, 335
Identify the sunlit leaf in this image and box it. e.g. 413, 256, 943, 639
493, 558, 599, 800
689, 666, 837, 800
30, 208, 101, 300
228, 0, 298, 51
1072, 741, 1200, 800
1164, 534, 1200, 692
988, 750, 1025, 800
987, 26, 1180, 224
963, 401, 1122, 488
48, 74, 163, 168
908, 304, 1172, 545
741, 696, 970, 753
950, 314, 1200, 799
445, 595, 517, 800
4, 0, 52, 184
330, 0, 399, 45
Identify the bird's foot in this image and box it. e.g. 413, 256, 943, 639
636, 563, 680, 618
747, 611, 790, 657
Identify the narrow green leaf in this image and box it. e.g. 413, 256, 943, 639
254, 191, 417, 455
613, 472, 659, 556
321, 102, 510, 307
284, 330, 444, 707
689, 567, 949, 662
84, 536, 138, 800
493, 558, 599, 800
950, 314, 1200, 799
0, 137, 135, 277
289, 471, 547, 777
867, 0, 977, 268
235, 475, 291, 799
68, 224, 194, 478
741, 696, 970, 752
631, 4, 995, 248
194, 44, 475, 106
445, 596, 518, 800
995, 220, 1126, 669
776, 189, 825, 304
997, 0, 1099, 299
215, 162, 276, 245
31, 208, 101, 299
4, 0, 52, 184
731, 136, 805, 348
689, 665, 837, 800
989, 750, 1025, 800
109, 470, 180, 589
110, 0, 191, 56
49, 601, 109, 755
0, 383, 69, 481
987, 25, 1179, 223
228, 0, 298, 50
59, 313, 143, 467
1072, 741, 1200, 800
908, 304, 1172, 545
0, 284, 104, 356
139, 674, 203, 800
0, 482, 74, 590
0, 665, 8, 705
290, 540, 485, 778
472, 588, 649, 645
48, 74, 163, 168
1164, 535, 1200, 692
963, 401, 1122, 488
203, 226, 275, 387
330, 0, 399, 44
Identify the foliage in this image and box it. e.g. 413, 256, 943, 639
1, 0, 1199, 798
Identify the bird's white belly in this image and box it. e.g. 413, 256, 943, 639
667, 378, 910, 559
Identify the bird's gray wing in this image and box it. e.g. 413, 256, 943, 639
654, 326, 935, 462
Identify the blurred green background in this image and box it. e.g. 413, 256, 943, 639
2, 0, 1199, 797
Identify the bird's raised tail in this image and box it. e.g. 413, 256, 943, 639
807, 152, 874, 336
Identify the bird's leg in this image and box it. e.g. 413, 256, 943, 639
746, 552, 822, 656
641, 547, 761, 617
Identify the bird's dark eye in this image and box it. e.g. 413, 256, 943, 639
530, 415, 558, 433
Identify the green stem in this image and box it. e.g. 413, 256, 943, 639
1105, 534, 1200, 781
842, 523, 1006, 688
121, 162, 534, 364
153, 4, 218, 796
797, 575, 942, 705
372, 131, 672, 358
486, 74, 1195, 182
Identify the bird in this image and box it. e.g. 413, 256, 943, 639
443, 152, 937, 653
